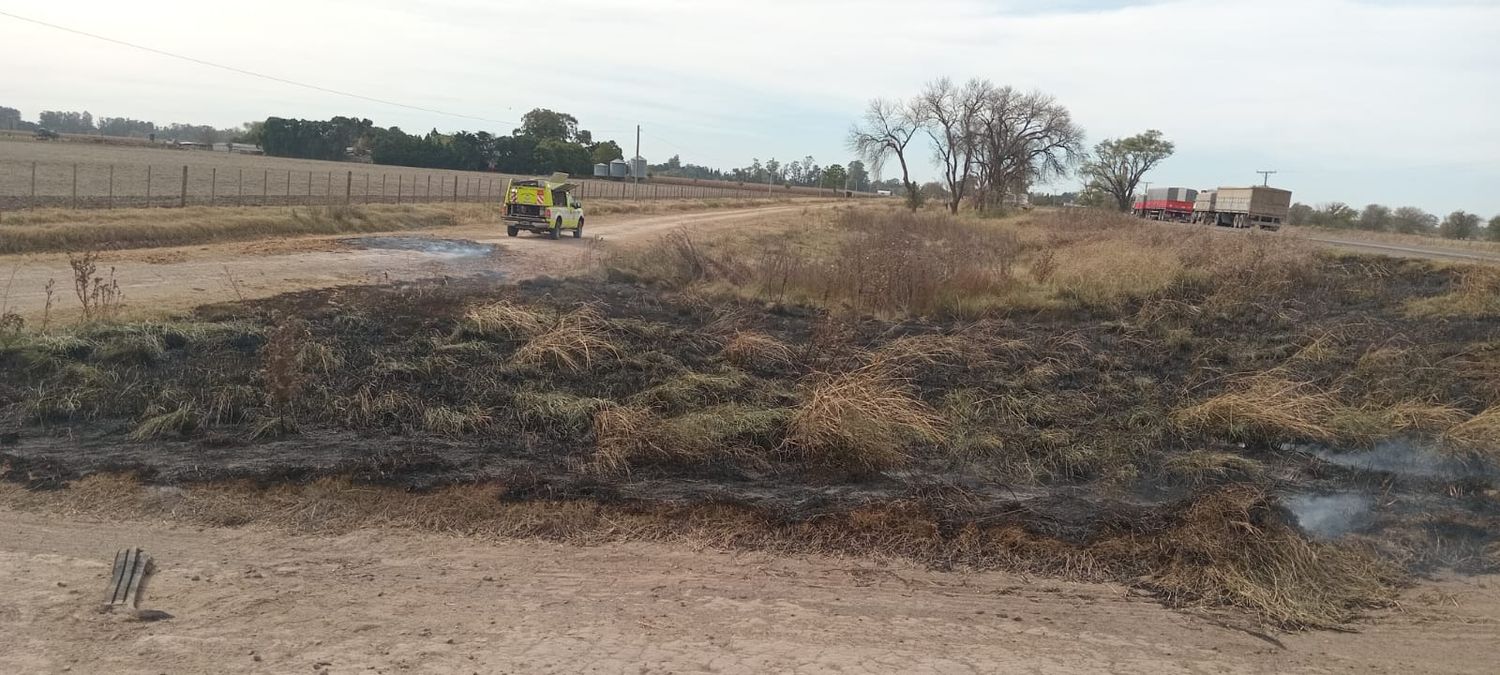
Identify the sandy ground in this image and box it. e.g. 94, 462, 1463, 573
0, 508, 1495, 674
0, 203, 826, 321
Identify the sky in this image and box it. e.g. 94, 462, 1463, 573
2, 0, 1498, 215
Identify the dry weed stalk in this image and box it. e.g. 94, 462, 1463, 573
1173, 374, 1343, 443
722, 330, 796, 373
462, 300, 549, 339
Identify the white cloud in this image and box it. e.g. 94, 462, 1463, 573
1, 0, 1496, 212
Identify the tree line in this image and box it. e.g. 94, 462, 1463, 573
1, 105, 245, 144
1289, 202, 1500, 241
650, 155, 870, 191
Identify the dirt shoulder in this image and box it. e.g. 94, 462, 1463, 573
0, 202, 831, 321
0, 507, 1494, 674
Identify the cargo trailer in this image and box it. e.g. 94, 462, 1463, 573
1191, 186, 1291, 230
1133, 186, 1198, 222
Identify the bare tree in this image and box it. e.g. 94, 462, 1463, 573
971, 88, 1084, 212
916, 78, 990, 214
1078, 130, 1175, 212
849, 98, 921, 210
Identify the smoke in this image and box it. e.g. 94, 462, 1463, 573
1285, 492, 1375, 540
1297, 440, 1492, 481
345, 236, 496, 257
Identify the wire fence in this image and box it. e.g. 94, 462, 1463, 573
0, 159, 855, 212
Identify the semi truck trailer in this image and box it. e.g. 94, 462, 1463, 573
1191, 186, 1292, 230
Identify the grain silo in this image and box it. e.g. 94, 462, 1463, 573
593, 163, 609, 178
609, 159, 629, 179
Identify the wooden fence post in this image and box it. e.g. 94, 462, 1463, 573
325, 172, 332, 205
146, 165, 153, 206
30, 161, 36, 208
453, 176, 459, 202
307, 171, 313, 204
237, 168, 243, 205
397, 175, 403, 204
108, 165, 114, 209
210, 167, 216, 204
179, 165, 187, 208
346, 171, 353, 205
262, 169, 268, 205
72, 163, 79, 209
426, 175, 432, 202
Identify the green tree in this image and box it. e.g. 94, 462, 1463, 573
1357, 204, 1392, 232
1439, 211, 1481, 240
1078, 130, 1175, 212
517, 108, 578, 141
822, 164, 848, 190
589, 140, 624, 165
0, 106, 21, 130
1391, 206, 1437, 235
849, 98, 921, 210
1488, 215, 1500, 242
1309, 202, 1357, 229
847, 160, 869, 191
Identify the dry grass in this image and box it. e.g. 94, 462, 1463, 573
1048, 239, 1182, 310
721, 330, 797, 374
422, 404, 494, 437
1406, 267, 1500, 318
460, 301, 550, 340
1173, 374, 1346, 444
1440, 407, 1500, 461
1163, 450, 1265, 486
511, 307, 620, 372
781, 365, 947, 472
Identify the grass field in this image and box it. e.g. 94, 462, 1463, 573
0, 137, 845, 210
3, 206, 1497, 628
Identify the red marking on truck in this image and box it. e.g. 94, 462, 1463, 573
1132, 199, 1196, 212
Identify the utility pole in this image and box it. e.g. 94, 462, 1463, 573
1138, 180, 1151, 215
1256, 170, 1276, 186
634, 124, 641, 200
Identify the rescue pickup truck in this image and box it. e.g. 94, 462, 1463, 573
504, 173, 584, 239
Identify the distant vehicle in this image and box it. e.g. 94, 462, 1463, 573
1192, 186, 1292, 230
504, 173, 584, 239
34, 128, 59, 140
875, 189, 893, 197
1133, 187, 1197, 222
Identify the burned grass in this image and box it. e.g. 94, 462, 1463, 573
2, 208, 1500, 628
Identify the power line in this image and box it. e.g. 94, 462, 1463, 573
1256, 169, 1277, 186
0, 9, 518, 128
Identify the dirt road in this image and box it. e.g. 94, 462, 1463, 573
0, 203, 823, 320
1298, 234, 1500, 264
1, 508, 1495, 674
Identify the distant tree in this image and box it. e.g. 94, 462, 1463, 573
236, 121, 265, 145
849, 97, 921, 210
0, 106, 20, 130
971, 87, 1083, 211
1439, 210, 1481, 240
919, 181, 948, 202
516, 108, 578, 141
1391, 206, 1437, 235
916, 77, 989, 213
1078, 130, 1174, 212
846, 160, 869, 192
1308, 202, 1357, 229
1357, 203, 1392, 232
1487, 215, 1500, 242
1288, 202, 1314, 226
38, 110, 95, 133
822, 164, 847, 190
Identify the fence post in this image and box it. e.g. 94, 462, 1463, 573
307, 171, 313, 204
262, 169, 268, 205
346, 171, 353, 205
179, 165, 188, 208
72, 163, 79, 209
453, 176, 458, 202
238, 168, 244, 205
363, 173, 369, 204
426, 175, 432, 202
210, 167, 216, 205
381, 174, 387, 204
108, 165, 114, 209
397, 175, 403, 204
326, 172, 332, 205
30, 161, 36, 209
146, 165, 153, 206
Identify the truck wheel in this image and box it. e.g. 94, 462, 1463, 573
573, 218, 584, 238
549, 217, 562, 240
506, 225, 518, 237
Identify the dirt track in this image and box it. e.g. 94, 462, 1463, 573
2, 509, 1497, 674
0, 203, 824, 320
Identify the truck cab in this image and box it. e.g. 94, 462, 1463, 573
504, 173, 585, 239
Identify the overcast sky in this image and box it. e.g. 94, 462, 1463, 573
3, 0, 1497, 214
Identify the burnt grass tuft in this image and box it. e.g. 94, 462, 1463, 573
2, 209, 1500, 627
